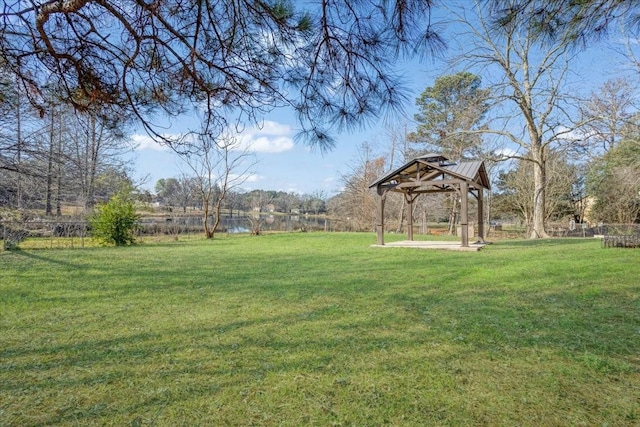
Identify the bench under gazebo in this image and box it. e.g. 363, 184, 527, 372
369, 153, 491, 249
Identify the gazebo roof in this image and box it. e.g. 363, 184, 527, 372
369, 153, 491, 192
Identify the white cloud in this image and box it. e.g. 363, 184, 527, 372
555, 126, 588, 142
132, 120, 295, 153
493, 147, 519, 159
241, 135, 294, 153
260, 120, 292, 135
132, 133, 180, 151
237, 120, 295, 153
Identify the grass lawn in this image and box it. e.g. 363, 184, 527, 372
1, 233, 639, 426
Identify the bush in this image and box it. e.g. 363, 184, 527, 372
89, 191, 140, 246
0, 209, 30, 251
2, 227, 29, 251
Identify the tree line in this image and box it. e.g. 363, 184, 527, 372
331, 1, 640, 235
0, 73, 133, 216
1, 1, 639, 239
155, 179, 327, 217
332, 72, 640, 234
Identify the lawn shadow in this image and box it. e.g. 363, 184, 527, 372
2, 235, 638, 425
491, 238, 599, 248
11, 250, 86, 270
392, 283, 640, 360
1, 306, 460, 425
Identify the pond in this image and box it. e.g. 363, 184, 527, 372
138, 213, 339, 234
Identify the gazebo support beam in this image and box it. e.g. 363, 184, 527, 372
477, 187, 485, 243
376, 189, 385, 245
460, 181, 469, 247
406, 193, 415, 241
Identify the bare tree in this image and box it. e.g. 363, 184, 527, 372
589, 163, 640, 225
496, 152, 579, 231
44, 98, 61, 216
450, 0, 588, 238
181, 132, 256, 239
383, 122, 414, 232
580, 78, 639, 155
302, 191, 327, 215
155, 175, 198, 214
1, 1, 443, 150
0, 71, 43, 209
587, 128, 640, 224
331, 141, 389, 231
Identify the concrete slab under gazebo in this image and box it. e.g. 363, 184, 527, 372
369, 153, 491, 249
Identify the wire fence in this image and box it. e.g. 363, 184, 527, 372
0, 214, 345, 250
1, 218, 639, 250
598, 224, 640, 248
1, 220, 90, 250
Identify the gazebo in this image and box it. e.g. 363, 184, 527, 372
369, 153, 491, 248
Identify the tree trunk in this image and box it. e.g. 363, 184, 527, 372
86, 114, 99, 211
530, 148, 549, 238
55, 114, 63, 217
15, 88, 23, 210
210, 187, 227, 240
45, 111, 55, 216
203, 202, 213, 238
396, 197, 405, 233
448, 194, 459, 235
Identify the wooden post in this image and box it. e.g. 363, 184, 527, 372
460, 181, 469, 247
477, 187, 485, 243
406, 193, 414, 241
376, 188, 385, 245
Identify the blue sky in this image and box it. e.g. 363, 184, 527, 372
128, 4, 638, 197
128, 63, 438, 196
129, 66, 442, 196
130, 116, 372, 196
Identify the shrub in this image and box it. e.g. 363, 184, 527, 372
2, 227, 29, 250
0, 209, 30, 250
89, 191, 140, 246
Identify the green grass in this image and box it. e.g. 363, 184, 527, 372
1, 233, 639, 426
